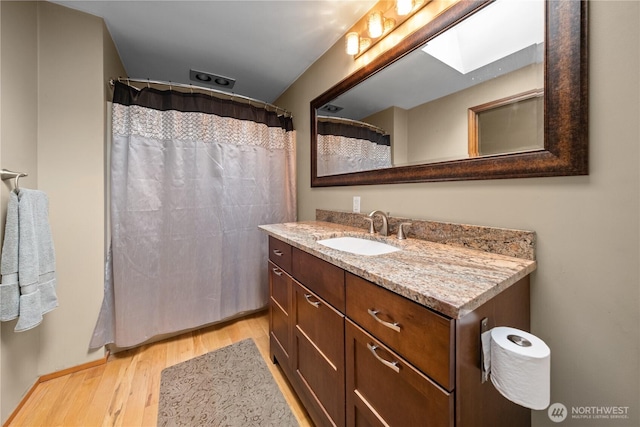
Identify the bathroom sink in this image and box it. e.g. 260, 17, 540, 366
317, 236, 400, 256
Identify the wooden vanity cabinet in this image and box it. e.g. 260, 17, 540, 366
267, 236, 531, 427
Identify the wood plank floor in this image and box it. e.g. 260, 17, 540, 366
8, 311, 313, 427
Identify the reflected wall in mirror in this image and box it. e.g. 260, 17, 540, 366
311, 0, 588, 186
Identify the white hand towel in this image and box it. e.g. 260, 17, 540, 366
0, 192, 20, 321
14, 189, 58, 332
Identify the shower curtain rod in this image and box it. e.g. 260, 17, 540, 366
317, 115, 387, 135
109, 77, 292, 118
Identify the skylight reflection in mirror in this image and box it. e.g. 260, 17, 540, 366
421, 0, 544, 74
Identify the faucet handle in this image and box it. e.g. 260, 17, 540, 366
364, 217, 376, 234
397, 222, 412, 240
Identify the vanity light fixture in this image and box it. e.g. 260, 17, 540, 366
344, 0, 428, 58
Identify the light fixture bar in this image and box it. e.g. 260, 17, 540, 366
344, 0, 430, 58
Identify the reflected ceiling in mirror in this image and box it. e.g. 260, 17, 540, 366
311, 0, 588, 186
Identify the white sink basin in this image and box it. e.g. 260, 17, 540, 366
317, 236, 400, 256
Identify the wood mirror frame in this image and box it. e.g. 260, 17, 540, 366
310, 0, 587, 187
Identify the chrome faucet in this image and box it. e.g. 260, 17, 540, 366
368, 210, 389, 236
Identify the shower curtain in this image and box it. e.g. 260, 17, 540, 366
316, 119, 391, 176
90, 82, 296, 349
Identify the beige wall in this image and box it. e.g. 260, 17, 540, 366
407, 64, 542, 163
364, 106, 410, 166
0, 1, 125, 422
277, 1, 639, 426
0, 1, 40, 420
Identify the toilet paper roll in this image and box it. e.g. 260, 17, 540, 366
490, 326, 550, 410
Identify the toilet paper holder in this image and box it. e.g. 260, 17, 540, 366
480, 317, 534, 383
507, 334, 532, 347
481, 318, 490, 383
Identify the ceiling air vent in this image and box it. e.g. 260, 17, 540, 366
190, 69, 236, 90
319, 104, 343, 114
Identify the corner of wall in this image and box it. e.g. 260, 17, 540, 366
0, 1, 40, 422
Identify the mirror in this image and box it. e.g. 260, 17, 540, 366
311, 0, 587, 186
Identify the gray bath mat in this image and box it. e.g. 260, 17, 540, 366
158, 338, 298, 426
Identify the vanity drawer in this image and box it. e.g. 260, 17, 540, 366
346, 273, 454, 391
269, 261, 292, 362
346, 320, 453, 427
294, 281, 346, 427
269, 236, 292, 274
269, 261, 290, 310
292, 247, 345, 312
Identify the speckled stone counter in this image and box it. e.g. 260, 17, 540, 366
259, 220, 536, 319
316, 209, 536, 261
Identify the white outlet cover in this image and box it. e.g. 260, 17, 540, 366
353, 196, 361, 213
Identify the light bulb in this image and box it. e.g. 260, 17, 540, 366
345, 32, 360, 55
368, 11, 384, 38
396, 0, 414, 16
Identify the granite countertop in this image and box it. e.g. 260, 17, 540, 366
259, 220, 537, 319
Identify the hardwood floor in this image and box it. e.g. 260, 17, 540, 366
8, 311, 313, 427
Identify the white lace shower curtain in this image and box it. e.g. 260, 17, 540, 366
316, 119, 391, 176
90, 82, 296, 349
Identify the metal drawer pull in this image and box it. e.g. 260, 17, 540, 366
272, 249, 283, 257
272, 268, 283, 276
368, 309, 401, 332
367, 343, 400, 373
304, 294, 320, 308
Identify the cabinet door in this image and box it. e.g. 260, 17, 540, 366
294, 281, 346, 427
346, 320, 454, 427
269, 261, 292, 367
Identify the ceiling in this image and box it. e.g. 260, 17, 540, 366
52, 0, 377, 103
